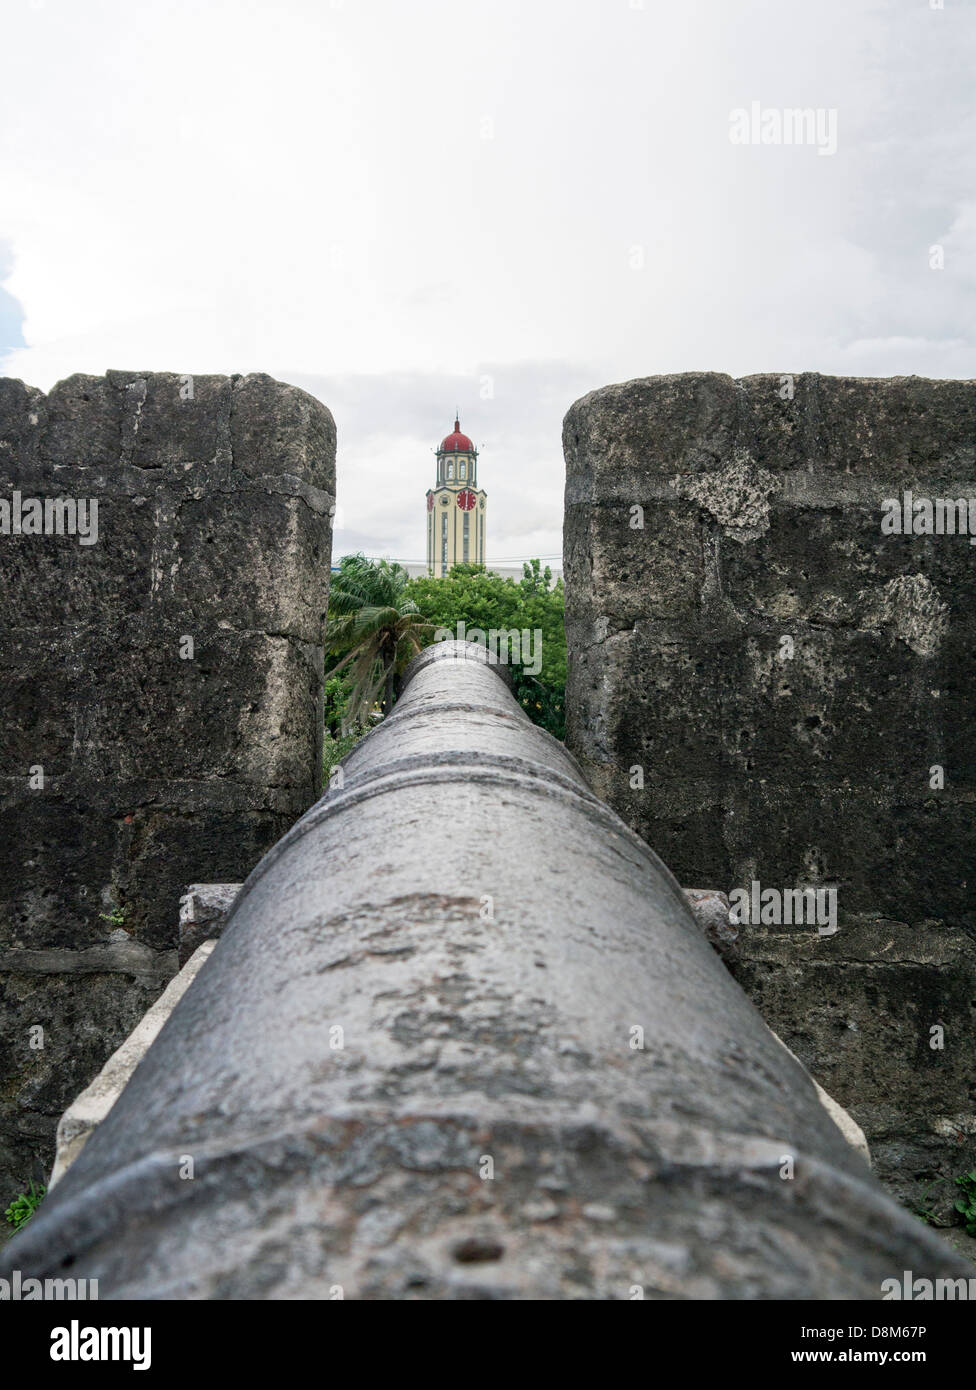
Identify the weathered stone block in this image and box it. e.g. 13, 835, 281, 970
0, 794, 118, 951
733, 918, 974, 1209
105, 371, 234, 470
564, 371, 976, 1199
47, 628, 323, 790
170, 492, 331, 641
40, 374, 123, 468
229, 373, 337, 490
0, 964, 171, 1200
0, 378, 45, 469
0, 499, 159, 625
0, 369, 334, 1197
113, 807, 297, 950
177, 884, 241, 966
50, 940, 217, 1187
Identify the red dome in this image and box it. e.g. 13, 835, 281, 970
440, 417, 474, 452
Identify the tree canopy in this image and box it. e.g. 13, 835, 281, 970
324, 554, 433, 723
406, 560, 566, 737
324, 557, 566, 748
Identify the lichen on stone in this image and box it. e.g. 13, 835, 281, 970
872, 574, 949, 659
671, 447, 780, 542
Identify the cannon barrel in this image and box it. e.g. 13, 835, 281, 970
4, 642, 966, 1298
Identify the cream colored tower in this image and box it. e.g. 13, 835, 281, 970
426, 417, 487, 575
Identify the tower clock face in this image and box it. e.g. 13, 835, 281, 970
427, 493, 434, 511
457, 489, 476, 511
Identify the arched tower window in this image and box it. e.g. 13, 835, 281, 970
459, 460, 466, 479
447, 460, 454, 479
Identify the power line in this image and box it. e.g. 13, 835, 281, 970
342, 554, 564, 567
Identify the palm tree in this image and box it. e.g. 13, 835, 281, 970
325, 555, 434, 723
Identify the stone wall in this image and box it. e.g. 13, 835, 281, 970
0, 370, 335, 1199
563, 372, 976, 1207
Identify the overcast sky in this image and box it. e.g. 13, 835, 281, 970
2, 0, 974, 564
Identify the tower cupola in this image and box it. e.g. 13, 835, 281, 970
426, 414, 487, 575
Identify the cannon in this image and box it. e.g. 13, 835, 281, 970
4, 642, 966, 1297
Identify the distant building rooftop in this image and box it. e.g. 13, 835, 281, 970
330, 559, 562, 583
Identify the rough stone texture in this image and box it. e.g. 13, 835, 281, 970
0, 952, 173, 1225
683, 888, 738, 963
769, 1029, 871, 1165
0, 371, 335, 1198
683, 890, 866, 1159
50, 941, 216, 1187
2, 643, 967, 1298
563, 372, 976, 1212
178, 884, 241, 966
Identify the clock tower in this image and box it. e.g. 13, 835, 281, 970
426, 416, 487, 575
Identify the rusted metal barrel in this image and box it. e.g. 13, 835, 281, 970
4, 642, 965, 1298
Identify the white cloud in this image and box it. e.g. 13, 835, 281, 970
1, 0, 975, 560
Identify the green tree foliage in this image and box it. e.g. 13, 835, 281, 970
321, 674, 366, 787
323, 674, 350, 738
954, 1170, 976, 1236
407, 560, 566, 738
325, 555, 434, 723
